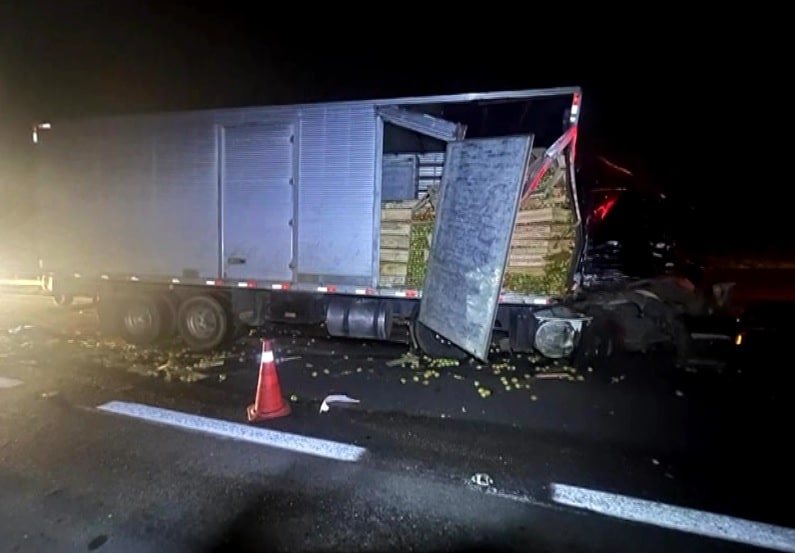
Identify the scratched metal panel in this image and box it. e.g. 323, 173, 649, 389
296, 105, 377, 281
382, 154, 418, 201
37, 116, 220, 277
418, 135, 534, 361
222, 124, 294, 281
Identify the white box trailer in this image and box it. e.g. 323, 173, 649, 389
34, 87, 588, 361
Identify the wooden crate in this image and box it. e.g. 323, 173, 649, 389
381, 222, 411, 236
511, 223, 571, 240
379, 199, 429, 287
381, 208, 413, 223
505, 171, 575, 290
516, 207, 571, 225
380, 249, 410, 263
510, 238, 570, 256
380, 234, 410, 249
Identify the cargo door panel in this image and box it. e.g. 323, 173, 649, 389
418, 135, 533, 361
222, 123, 294, 281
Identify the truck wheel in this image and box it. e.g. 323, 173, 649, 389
411, 320, 469, 361
177, 295, 229, 352
52, 293, 74, 307
118, 295, 163, 346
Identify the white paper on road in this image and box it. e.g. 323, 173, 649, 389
97, 401, 366, 462
551, 482, 795, 552
319, 394, 360, 414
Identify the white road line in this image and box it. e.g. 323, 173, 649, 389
97, 401, 366, 462
0, 377, 23, 389
551, 482, 795, 552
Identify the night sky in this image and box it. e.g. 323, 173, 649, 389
0, 2, 784, 253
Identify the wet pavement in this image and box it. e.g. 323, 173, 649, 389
0, 292, 793, 552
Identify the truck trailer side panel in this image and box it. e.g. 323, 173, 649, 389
38, 117, 220, 278
221, 122, 295, 282
296, 105, 378, 285
37, 104, 379, 285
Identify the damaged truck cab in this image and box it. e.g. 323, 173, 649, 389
34, 87, 589, 362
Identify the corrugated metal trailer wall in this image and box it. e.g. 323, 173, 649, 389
37, 103, 380, 286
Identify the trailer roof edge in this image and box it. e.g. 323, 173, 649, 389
38, 86, 583, 125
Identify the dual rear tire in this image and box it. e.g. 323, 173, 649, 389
100, 292, 230, 351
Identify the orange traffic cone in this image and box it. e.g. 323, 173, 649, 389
247, 339, 291, 421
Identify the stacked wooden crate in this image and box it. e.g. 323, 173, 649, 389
504, 155, 575, 295
378, 154, 576, 296
379, 199, 435, 288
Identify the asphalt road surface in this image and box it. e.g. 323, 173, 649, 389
0, 292, 793, 553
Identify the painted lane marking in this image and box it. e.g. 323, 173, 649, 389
0, 377, 23, 389
551, 483, 795, 552
97, 401, 366, 462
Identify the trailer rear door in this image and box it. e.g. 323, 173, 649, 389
221, 123, 295, 281
417, 135, 533, 361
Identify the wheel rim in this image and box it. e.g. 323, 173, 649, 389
124, 305, 154, 336
184, 304, 219, 340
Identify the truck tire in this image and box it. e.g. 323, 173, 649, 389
118, 294, 163, 346
176, 294, 229, 352
411, 320, 469, 361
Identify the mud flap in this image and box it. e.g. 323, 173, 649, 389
417, 135, 534, 361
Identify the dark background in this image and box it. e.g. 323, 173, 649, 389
0, 1, 785, 254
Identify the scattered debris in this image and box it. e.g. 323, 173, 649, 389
386, 352, 419, 368
470, 473, 494, 488
319, 394, 360, 413
7, 324, 35, 335
428, 357, 459, 368
534, 372, 575, 381
195, 357, 226, 369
